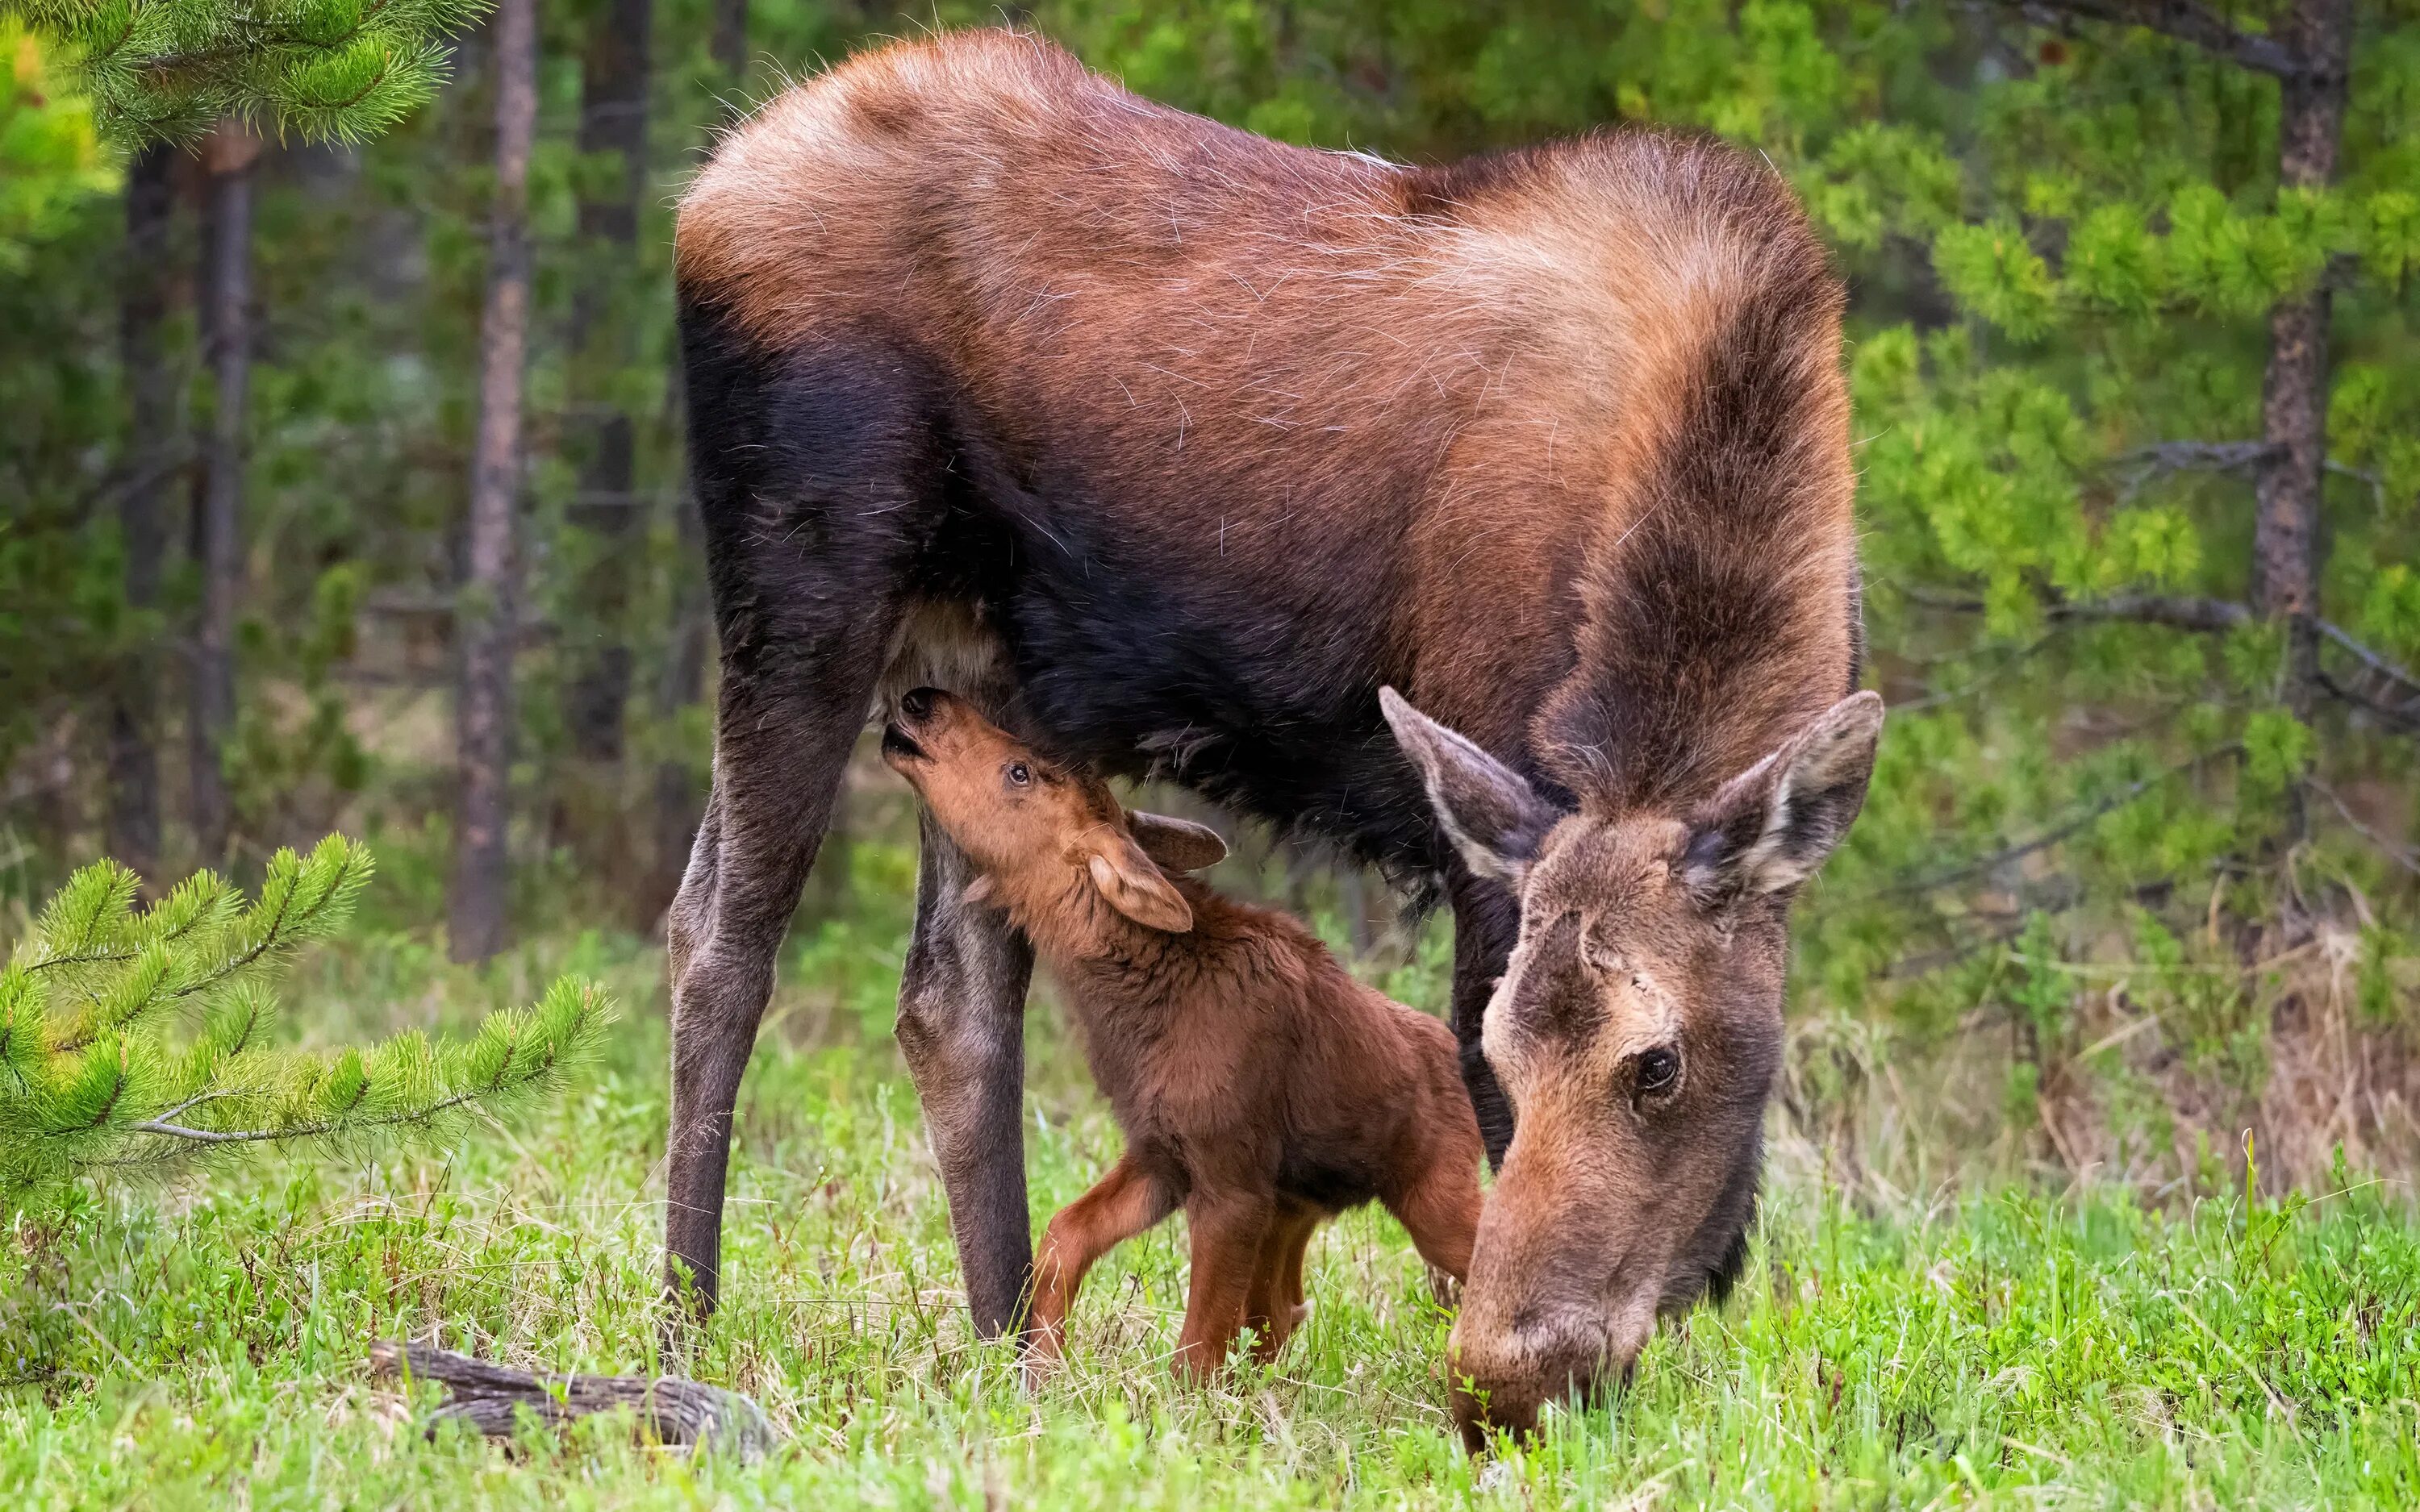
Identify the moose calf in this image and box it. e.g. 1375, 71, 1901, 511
882, 687, 1483, 1377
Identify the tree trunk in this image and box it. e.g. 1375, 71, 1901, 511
713, 0, 749, 92
560, 0, 655, 773
449, 0, 540, 964
190, 122, 259, 868
2251, 0, 2352, 723
108, 143, 177, 881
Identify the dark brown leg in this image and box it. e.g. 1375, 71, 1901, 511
1446, 870, 1518, 1166
662, 315, 941, 1328
663, 635, 893, 1322
895, 810, 1038, 1339
1027, 1156, 1176, 1369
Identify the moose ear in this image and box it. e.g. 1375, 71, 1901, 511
1682, 691, 1884, 903
1087, 837, 1195, 933
1125, 810, 1228, 873
1379, 686, 1559, 887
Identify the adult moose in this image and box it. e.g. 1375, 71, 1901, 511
667, 30, 1878, 1439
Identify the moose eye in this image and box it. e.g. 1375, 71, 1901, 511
1634, 1047, 1680, 1100
1006, 762, 1032, 788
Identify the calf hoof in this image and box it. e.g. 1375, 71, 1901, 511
1170, 1343, 1226, 1385
1017, 1335, 1069, 1393
1425, 1265, 1462, 1310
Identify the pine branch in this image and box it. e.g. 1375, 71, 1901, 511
1865, 744, 2244, 900
1901, 584, 2253, 633
49, 839, 365, 1052
2317, 621, 2420, 706
2320, 670, 2420, 731
2309, 778, 2420, 877
0, 839, 610, 1210
2109, 440, 2279, 501
1904, 582, 2420, 735
2001, 0, 2306, 79
3, 0, 495, 145
2068, 594, 2254, 632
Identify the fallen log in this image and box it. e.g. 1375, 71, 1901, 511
369, 1340, 778, 1461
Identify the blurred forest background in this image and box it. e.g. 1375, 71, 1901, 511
5, 0, 2418, 1200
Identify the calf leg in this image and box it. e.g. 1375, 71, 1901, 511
1244, 1205, 1321, 1362
1175, 1193, 1276, 1381
1279, 1213, 1316, 1313
1390, 1165, 1481, 1285
1026, 1156, 1176, 1369
1447, 870, 1520, 1166
1386, 1135, 1483, 1302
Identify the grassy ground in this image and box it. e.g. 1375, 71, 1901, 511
6, 923, 2420, 1510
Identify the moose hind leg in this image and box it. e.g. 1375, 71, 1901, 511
1245, 1204, 1320, 1361
1028, 1155, 1176, 1368
663, 605, 898, 1318
661, 318, 941, 1322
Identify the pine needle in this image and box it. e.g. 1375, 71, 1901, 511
0, 835, 611, 1209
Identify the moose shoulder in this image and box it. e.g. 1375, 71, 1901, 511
666, 28, 1875, 1439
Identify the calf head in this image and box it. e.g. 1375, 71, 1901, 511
882, 688, 1228, 940
1379, 687, 1882, 1447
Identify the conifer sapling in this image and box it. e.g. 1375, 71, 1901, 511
0, 835, 610, 1209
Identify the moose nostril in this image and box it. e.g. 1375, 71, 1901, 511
899, 687, 937, 720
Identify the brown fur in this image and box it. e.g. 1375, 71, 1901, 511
664, 29, 1872, 1439
881, 689, 1483, 1378
678, 29, 1854, 771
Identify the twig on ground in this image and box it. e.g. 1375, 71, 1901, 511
369, 1340, 779, 1460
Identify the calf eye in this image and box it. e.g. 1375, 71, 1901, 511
1634, 1047, 1680, 1100
1006, 763, 1032, 788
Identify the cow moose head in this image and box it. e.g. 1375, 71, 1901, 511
1380, 687, 1884, 1446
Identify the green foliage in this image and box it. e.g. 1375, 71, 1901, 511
4, 0, 2415, 1197
2, 0, 492, 143
0, 24, 114, 269
6, 973, 2420, 1502
0, 835, 610, 1208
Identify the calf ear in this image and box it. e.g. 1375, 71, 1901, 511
1379, 687, 1559, 887
1126, 811, 1228, 873
1087, 836, 1195, 933
1683, 691, 1884, 903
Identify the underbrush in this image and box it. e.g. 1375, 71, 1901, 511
4, 928, 2418, 1509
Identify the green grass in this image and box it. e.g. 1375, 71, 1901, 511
6, 927, 2420, 1510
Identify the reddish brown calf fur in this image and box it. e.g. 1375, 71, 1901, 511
882, 689, 1483, 1377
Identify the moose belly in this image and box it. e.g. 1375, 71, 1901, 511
1000, 545, 1437, 870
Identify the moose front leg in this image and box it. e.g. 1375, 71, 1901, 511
894, 808, 1038, 1339
1446, 869, 1519, 1168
